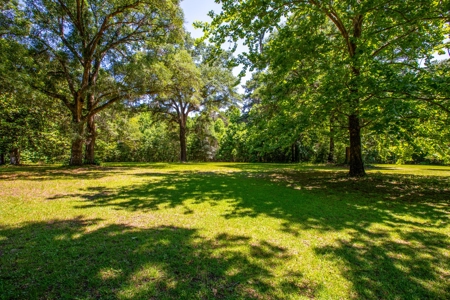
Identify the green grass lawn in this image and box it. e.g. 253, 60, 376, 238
0, 163, 449, 299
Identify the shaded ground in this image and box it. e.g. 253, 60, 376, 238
1, 218, 296, 299
0, 163, 449, 299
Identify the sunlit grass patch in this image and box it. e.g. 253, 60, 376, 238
0, 163, 449, 299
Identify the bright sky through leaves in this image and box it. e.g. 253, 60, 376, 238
180, 0, 250, 93
180, 0, 221, 39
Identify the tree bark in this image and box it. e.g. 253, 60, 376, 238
84, 107, 96, 165
328, 117, 335, 163
344, 147, 350, 164
179, 122, 187, 162
0, 153, 4, 165
70, 121, 85, 166
346, 15, 366, 177
348, 114, 365, 177
328, 136, 335, 163
9, 148, 20, 165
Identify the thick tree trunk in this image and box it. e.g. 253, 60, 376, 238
345, 15, 365, 177
0, 153, 4, 165
70, 121, 85, 166
179, 123, 187, 162
84, 114, 96, 165
348, 114, 365, 177
9, 148, 20, 165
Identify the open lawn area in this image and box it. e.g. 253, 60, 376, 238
0, 163, 449, 299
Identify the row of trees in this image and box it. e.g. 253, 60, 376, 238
1, 0, 239, 165
3, 91, 450, 167
2, 0, 449, 177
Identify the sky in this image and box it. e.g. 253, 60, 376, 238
180, 0, 221, 39
180, 0, 250, 93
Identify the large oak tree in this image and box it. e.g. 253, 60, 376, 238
22, 0, 183, 165
205, 0, 448, 176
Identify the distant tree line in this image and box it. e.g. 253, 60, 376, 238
1, 0, 449, 177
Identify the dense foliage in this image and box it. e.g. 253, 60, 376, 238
1, 0, 449, 172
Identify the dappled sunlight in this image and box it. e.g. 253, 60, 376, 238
367, 164, 450, 177
1, 163, 449, 298
0, 217, 321, 299
98, 267, 123, 280
118, 264, 167, 299
315, 225, 449, 299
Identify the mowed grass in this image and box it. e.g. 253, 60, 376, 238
0, 163, 449, 299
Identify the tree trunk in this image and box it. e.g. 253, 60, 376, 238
84, 113, 96, 165
70, 121, 85, 166
0, 153, 4, 165
292, 143, 296, 162
179, 123, 187, 162
348, 114, 365, 177
344, 147, 350, 164
328, 117, 335, 163
346, 15, 365, 177
328, 136, 335, 163
9, 148, 20, 165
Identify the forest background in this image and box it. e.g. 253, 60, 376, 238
1, 0, 449, 177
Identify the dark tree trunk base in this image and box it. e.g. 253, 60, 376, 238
328, 136, 335, 163
70, 121, 85, 166
348, 114, 365, 177
84, 115, 96, 164
9, 148, 20, 165
70, 139, 84, 166
179, 124, 187, 163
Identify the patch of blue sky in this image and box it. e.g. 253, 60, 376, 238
180, 0, 251, 94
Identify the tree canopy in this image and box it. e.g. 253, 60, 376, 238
202, 0, 449, 176
21, 0, 184, 165
1, 0, 449, 170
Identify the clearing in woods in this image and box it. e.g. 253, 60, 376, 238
0, 163, 449, 299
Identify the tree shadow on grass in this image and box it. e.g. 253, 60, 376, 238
315, 226, 450, 299
63, 171, 449, 229
0, 165, 127, 181
0, 217, 316, 299
46, 169, 450, 299
260, 170, 449, 299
